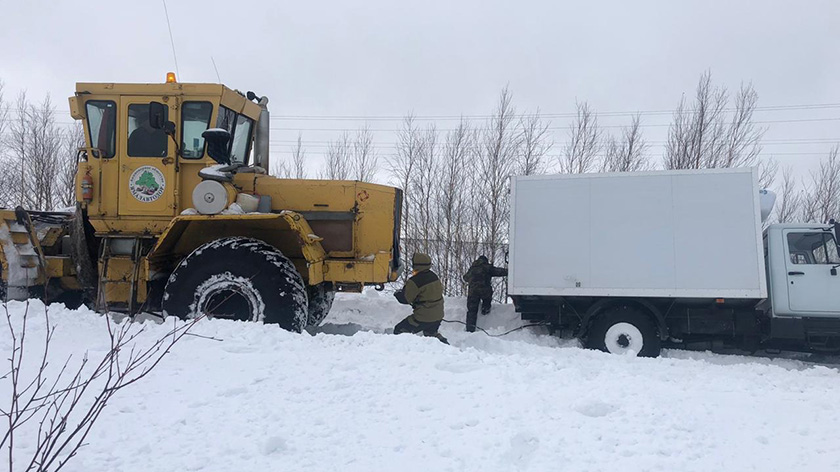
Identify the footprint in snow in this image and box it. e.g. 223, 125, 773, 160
574, 401, 619, 418
261, 436, 288, 455
221, 345, 261, 354
501, 432, 541, 469
219, 386, 248, 397
434, 361, 485, 373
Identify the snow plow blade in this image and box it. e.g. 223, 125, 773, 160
0, 207, 82, 303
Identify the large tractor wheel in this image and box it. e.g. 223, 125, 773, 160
585, 305, 661, 357
305, 282, 335, 328
162, 237, 308, 332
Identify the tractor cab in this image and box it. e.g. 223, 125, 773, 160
69, 76, 263, 234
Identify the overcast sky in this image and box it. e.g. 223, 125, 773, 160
1, 0, 838, 181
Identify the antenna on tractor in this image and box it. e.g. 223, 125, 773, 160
211, 56, 222, 84
162, 0, 181, 79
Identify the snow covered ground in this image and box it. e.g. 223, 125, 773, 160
3, 293, 840, 471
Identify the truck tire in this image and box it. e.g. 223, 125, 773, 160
305, 282, 335, 328
162, 237, 307, 332
586, 306, 661, 357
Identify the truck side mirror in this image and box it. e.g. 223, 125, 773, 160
149, 102, 168, 129
202, 128, 232, 165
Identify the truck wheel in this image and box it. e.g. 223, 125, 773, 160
162, 237, 307, 332
586, 306, 661, 357
305, 282, 335, 328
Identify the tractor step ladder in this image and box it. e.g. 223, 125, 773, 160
96, 237, 143, 315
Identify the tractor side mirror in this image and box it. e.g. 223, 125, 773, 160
149, 102, 168, 129
202, 128, 232, 165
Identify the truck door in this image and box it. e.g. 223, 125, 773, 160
784, 230, 840, 314
118, 97, 177, 217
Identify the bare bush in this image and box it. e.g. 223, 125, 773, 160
2, 303, 200, 471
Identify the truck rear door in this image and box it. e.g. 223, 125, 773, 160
784, 229, 840, 314
118, 96, 177, 217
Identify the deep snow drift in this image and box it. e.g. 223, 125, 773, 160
3, 293, 840, 472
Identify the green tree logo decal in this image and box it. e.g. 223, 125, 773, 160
129, 166, 166, 202
134, 171, 159, 195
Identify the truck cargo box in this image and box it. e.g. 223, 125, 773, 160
508, 168, 767, 299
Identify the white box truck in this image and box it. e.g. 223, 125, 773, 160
509, 168, 840, 357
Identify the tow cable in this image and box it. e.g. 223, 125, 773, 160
440, 319, 548, 337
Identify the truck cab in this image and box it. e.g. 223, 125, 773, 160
764, 223, 840, 318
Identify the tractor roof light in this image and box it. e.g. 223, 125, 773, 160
166, 72, 177, 84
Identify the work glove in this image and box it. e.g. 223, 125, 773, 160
394, 289, 408, 305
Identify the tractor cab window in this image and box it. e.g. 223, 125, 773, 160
216, 106, 253, 165
787, 232, 840, 265
231, 115, 253, 165
85, 100, 116, 158
181, 102, 213, 159
127, 104, 168, 157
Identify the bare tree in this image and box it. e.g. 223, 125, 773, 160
388, 115, 424, 261
665, 71, 765, 173
271, 158, 291, 178
351, 126, 379, 182
721, 82, 764, 168
476, 87, 519, 270
434, 120, 476, 294
2, 303, 200, 471
291, 133, 307, 179
27, 95, 63, 210
774, 165, 801, 223
517, 110, 551, 175
0, 80, 12, 207
57, 122, 85, 209
319, 132, 351, 180
601, 114, 649, 172
0, 79, 7, 146
560, 101, 600, 174
801, 146, 840, 223
410, 126, 439, 251
5, 92, 30, 207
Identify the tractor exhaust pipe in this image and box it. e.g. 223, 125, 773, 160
249, 92, 270, 173
255, 96, 270, 172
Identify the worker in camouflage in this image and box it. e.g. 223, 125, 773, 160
393, 253, 448, 344
463, 255, 508, 333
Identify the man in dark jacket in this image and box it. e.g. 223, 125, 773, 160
463, 255, 508, 333
394, 253, 448, 344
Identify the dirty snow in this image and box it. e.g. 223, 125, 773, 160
2, 295, 840, 472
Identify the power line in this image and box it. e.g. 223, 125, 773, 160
268, 117, 840, 133
269, 138, 840, 146
269, 103, 840, 121
5, 101, 840, 122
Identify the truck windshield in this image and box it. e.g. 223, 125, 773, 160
181, 102, 213, 159
787, 232, 840, 265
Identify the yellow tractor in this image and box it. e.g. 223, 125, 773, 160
0, 76, 403, 331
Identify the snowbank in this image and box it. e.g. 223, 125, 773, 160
2, 298, 840, 471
